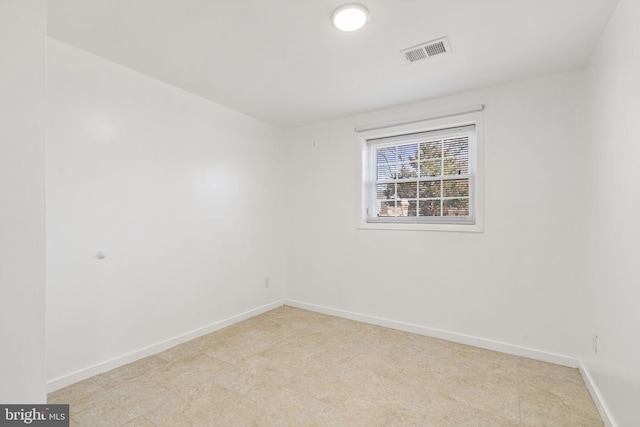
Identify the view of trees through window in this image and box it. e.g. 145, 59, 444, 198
375, 136, 470, 217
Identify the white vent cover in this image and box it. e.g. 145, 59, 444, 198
401, 37, 451, 63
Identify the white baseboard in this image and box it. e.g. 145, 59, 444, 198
287, 299, 620, 425
47, 300, 285, 393
48, 297, 616, 426
578, 360, 617, 427
285, 299, 579, 368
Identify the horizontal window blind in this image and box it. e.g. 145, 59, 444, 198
363, 125, 476, 225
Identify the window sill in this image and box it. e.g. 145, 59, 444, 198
358, 221, 483, 233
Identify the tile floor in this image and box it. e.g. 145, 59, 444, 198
48, 306, 603, 426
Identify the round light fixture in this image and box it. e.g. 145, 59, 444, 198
331, 3, 369, 32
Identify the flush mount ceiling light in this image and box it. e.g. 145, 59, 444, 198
331, 3, 369, 32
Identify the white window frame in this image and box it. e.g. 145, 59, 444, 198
358, 110, 484, 232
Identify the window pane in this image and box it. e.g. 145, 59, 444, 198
419, 200, 441, 217
407, 200, 418, 217
378, 200, 397, 217
397, 143, 419, 163
377, 146, 396, 164
394, 199, 414, 217
443, 156, 469, 175
377, 163, 397, 180
377, 183, 395, 200
418, 180, 441, 198
443, 198, 469, 216
398, 162, 418, 178
397, 181, 417, 199
443, 137, 469, 157
420, 140, 442, 160
396, 144, 419, 178
377, 146, 396, 179
420, 159, 442, 177
442, 179, 469, 197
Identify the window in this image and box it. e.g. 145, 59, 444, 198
360, 116, 482, 231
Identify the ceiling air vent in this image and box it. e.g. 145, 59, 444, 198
401, 37, 451, 64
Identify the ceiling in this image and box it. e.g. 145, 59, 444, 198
47, 0, 619, 129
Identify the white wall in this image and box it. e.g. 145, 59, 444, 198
582, 0, 640, 425
285, 71, 585, 360
0, 0, 47, 403
46, 39, 286, 385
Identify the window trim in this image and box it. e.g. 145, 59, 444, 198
357, 110, 484, 232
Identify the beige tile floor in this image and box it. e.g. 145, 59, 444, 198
48, 306, 603, 426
